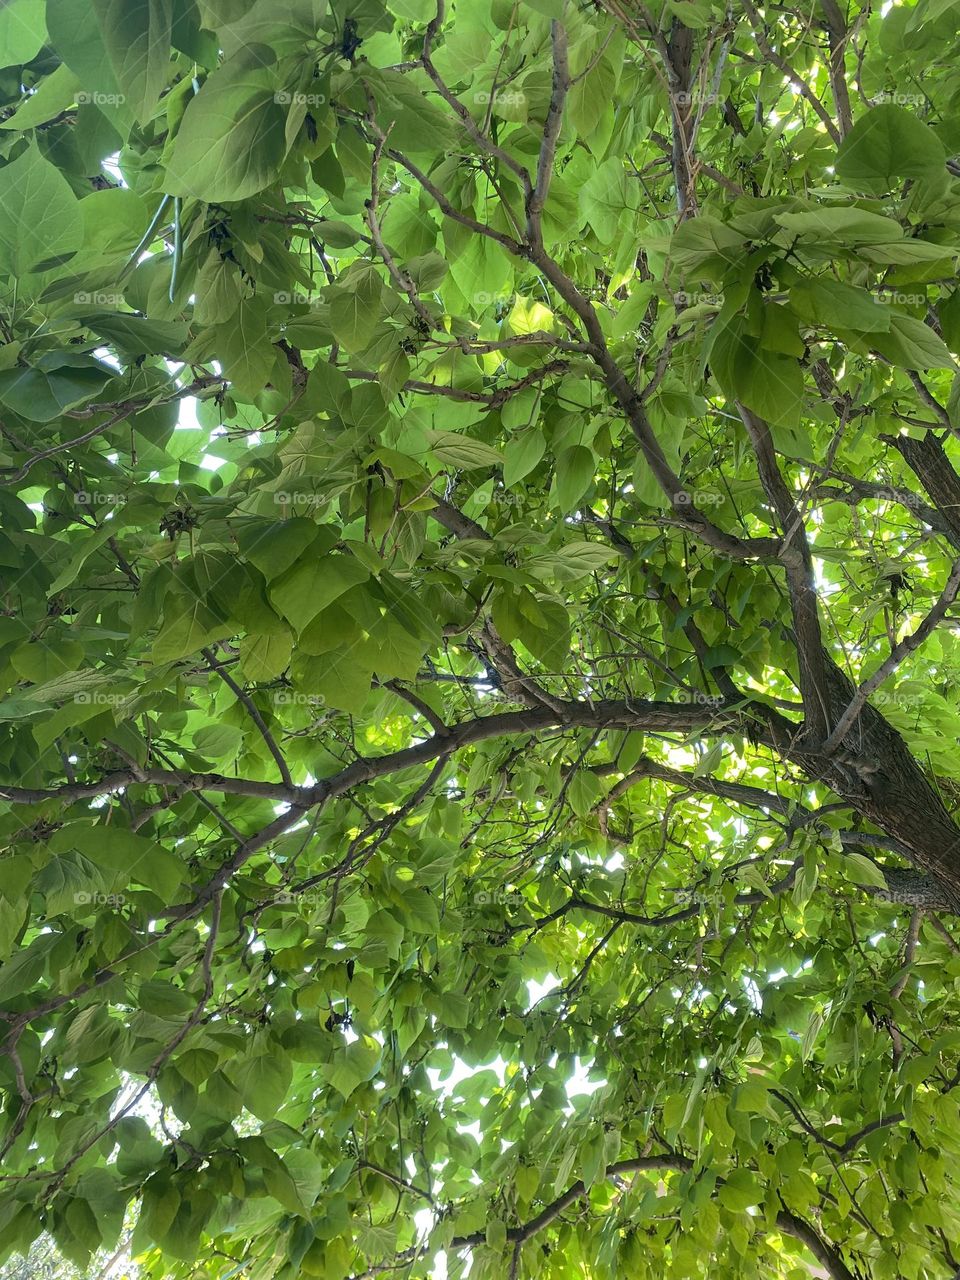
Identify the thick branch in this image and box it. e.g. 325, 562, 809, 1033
738, 405, 831, 741
888, 431, 960, 552
526, 21, 568, 242
819, 0, 854, 137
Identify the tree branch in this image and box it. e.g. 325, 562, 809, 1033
738, 404, 831, 743
822, 557, 960, 755
526, 21, 568, 243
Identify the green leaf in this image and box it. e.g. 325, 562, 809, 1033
774, 207, 907, 244
871, 315, 956, 370
528, 541, 618, 583
711, 315, 803, 427
790, 279, 891, 333
36, 851, 106, 916
270, 554, 370, 634
0, 144, 81, 277
578, 157, 633, 242
554, 444, 595, 511
836, 104, 946, 192
239, 628, 293, 681
448, 231, 512, 302
132, 1176, 180, 1256
60, 825, 185, 898
78, 311, 188, 355
0, 65, 81, 129
0, 353, 113, 421
46, 0, 130, 129
568, 769, 602, 817
0, 0, 47, 65
326, 1036, 381, 1098
237, 518, 325, 580
165, 45, 285, 202
209, 295, 275, 400
427, 431, 502, 470
718, 1169, 761, 1212
230, 1050, 293, 1121
152, 590, 232, 663
328, 266, 384, 352
669, 215, 747, 278
503, 429, 546, 488
92, 0, 173, 123
843, 850, 888, 889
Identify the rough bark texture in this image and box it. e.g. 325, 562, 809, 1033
781, 652, 960, 907
892, 432, 960, 549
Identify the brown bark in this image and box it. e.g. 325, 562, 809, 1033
772, 653, 960, 907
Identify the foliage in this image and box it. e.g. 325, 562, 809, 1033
2, 0, 960, 1278
0, 1231, 134, 1280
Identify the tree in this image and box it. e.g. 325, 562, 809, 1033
0, 1231, 132, 1280
1, 0, 960, 1275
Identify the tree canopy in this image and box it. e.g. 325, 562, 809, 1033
2, 0, 960, 1276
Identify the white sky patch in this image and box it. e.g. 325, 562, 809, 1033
176, 397, 202, 430
525, 974, 559, 1009
743, 976, 763, 1012
90, 790, 123, 809
564, 1057, 606, 1101
94, 345, 122, 371
412, 1211, 444, 1278
427, 1056, 508, 1098
102, 151, 125, 186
